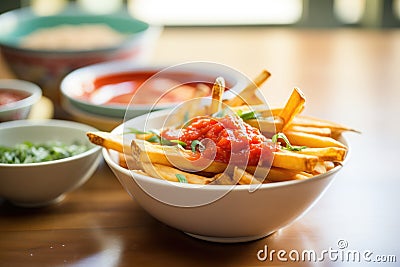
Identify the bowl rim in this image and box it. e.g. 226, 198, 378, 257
60, 61, 250, 115
102, 109, 349, 192
0, 5, 154, 54
0, 119, 101, 167
0, 79, 42, 112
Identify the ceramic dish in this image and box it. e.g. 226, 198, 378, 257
0, 5, 161, 103
0, 119, 102, 207
60, 61, 249, 119
0, 79, 42, 122
102, 109, 348, 243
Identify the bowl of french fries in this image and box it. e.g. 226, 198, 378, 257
88, 70, 357, 242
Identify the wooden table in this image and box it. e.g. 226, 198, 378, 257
1, 28, 400, 266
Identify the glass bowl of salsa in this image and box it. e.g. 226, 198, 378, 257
60, 61, 249, 130
0, 79, 42, 122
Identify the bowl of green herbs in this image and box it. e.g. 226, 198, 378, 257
0, 119, 101, 207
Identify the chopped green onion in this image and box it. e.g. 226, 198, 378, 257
0, 141, 89, 164
271, 132, 307, 151
238, 110, 260, 120
125, 128, 186, 148
146, 135, 161, 143
191, 140, 205, 153
149, 129, 161, 136
169, 140, 187, 147
175, 173, 188, 183
125, 128, 151, 135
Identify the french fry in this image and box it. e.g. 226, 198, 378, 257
286, 125, 332, 137
141, 163, 213, 184
245, 116, 284, 133
118, 153, 140, 169
224, 69, 271, 107
209, 77, 225, 114
234, 167, 261, 185
273, 151, 319, 172
293, 147, 347, 161
283, 131, 347, 149
87, 131, 129, 153
132, 139, 319, 173
131, 139, 228, 173
324, 161, 335, 171
119, 153, 128, 168
291, 115, 360, 134
312, 161, 327, 175
135, 132, 155, 141
279, 88, 306, 130
246, 166, 313, 182
211, 172, 235, 185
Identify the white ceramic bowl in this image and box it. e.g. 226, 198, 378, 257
0, 79, 42, 122
102, 109, 348, 243
60, 61, 249, 121
0, 119, 102, 207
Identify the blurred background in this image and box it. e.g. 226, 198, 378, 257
1, 0, 400, 28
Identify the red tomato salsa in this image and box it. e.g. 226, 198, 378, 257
161, 115, 277, 166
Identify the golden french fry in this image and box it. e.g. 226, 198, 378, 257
87, 131, 128, 153
312, 161, 327, 175
211, 172, 235, 185
273, 151, 319, 172
119, 152, 128, 168
118, 153, 140, 170
132, 139, 318, 173
284, 131, 347, 149
141, 162, 213, 184
324, 161, 336, 171
234, 166, 261, 185
279, 88, 306, 130
246, 166, 313, 182
131, 139, 228, 173
291, 115, 360, 134
294, 147, 347, 161
135, 132, 155, 141
245, 116, 284, 133
209, 77, 225, 114
224, 69, 271, 107
286, 125, 332, 137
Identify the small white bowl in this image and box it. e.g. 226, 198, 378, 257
0, 79, 42, 122
0, 119, 101, 207
102, 109, 348, 243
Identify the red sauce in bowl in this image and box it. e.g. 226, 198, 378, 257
161, 115, 277, 166
78, 71, 231, 106
0, 89, 30, 107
